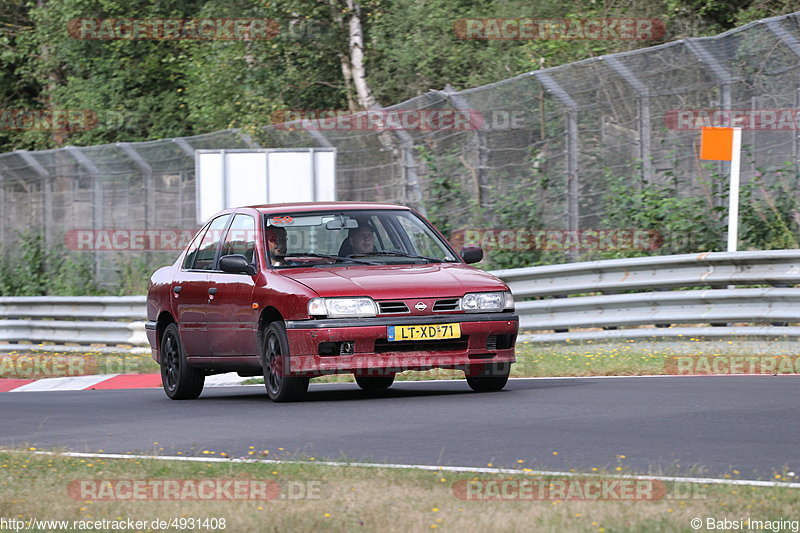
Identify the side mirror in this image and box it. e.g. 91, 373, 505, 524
219, 254, 257, 275
461, 246, 483, 264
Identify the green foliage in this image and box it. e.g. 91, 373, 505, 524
480, 177, 561, 270
185, 0, 349, 134
0, 231, 173, 296
420, 144, 569, 270
739, 164, 800, 250
598, 169, 727, 258
1, 0, 799, 289
598, 163, 800, 257
3, 0, 796, 152
0, 231, 103, 296
417, 144, 478, 238
112, 254, 170, 296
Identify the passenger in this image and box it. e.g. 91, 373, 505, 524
339, 222, 376, 256
265, 225, 288, 266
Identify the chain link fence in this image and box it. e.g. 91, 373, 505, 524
1, 12, 800, 287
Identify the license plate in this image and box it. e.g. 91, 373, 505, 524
387, 323, 461, 341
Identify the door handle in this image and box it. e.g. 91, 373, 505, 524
173, 286, 182, 294
208, 287, 217, 295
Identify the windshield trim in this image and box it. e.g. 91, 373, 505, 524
262, 208, 461, 268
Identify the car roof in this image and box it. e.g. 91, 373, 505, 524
245, 202, 413, 214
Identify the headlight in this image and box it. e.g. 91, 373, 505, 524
308, 297, 377, 318
461, 291, 512, 312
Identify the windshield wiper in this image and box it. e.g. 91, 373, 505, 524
350, 251, 446, 263
279, 253, 378, 265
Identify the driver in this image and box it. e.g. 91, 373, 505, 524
345, 224, 375, 255
265, 225, 288, 266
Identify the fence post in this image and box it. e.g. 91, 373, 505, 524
534, 72, 579, 262
442, 86, 489, 210
14, 150, 51, 248
389, 127, 425, 216
765, 19, 800, 171
172, 139, 198, 224
304, 131, 335, 203
0, 168, 5, 249
117, 142, 154, 230
685, 39, 733, 210
65, 146, 103, 281
604, 57, 653, 183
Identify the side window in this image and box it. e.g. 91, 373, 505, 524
189, 214, 231, 270
370, 217, 391, 251
221, 214, 257, 264
396, 216, 442, 257
181, 223, 211, 270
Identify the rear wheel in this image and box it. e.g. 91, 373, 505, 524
262, 322, 309, 402
465, 362, 510, 392
160, 323, 204, 400
355, 374, 395, 392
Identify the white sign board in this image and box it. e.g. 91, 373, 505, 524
195, 148, 336, 223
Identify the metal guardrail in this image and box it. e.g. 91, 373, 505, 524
1, 250, 799, 351
490, 250, 800, 342
0, 296, 146, 320
0, 296, 147, 352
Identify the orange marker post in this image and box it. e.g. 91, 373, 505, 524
700, 126, 742, 252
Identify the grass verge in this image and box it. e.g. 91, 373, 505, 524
1, 450, 798, 533
0, 350, 160, 379
247, 338, 800, 385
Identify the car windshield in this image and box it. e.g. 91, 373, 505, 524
263, 209, 459, 268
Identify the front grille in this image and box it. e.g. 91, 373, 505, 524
433, 299, 460, 312
374, 337, 468, 353
379, 301, 410, 314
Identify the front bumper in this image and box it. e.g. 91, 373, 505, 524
284, 312, 518, 377
145, 320, 159, 362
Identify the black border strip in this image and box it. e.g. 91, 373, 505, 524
285, 312, 518, 329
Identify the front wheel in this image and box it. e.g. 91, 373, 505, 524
262, 322, 309, 402
160, 323, 204, 400
465, 362, 510, 392
355, 374, 395, 392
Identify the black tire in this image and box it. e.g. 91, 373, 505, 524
355, 374, 395, 392
160, 323, 204, 400
466, 362, 510, 392
262, 322, 309, 402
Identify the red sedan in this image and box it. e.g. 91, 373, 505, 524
145, 202, 518, 402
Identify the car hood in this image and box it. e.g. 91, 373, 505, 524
279, 263, 507, 299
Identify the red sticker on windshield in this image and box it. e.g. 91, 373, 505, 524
270, 216, 294, 225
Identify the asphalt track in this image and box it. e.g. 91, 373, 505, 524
1, 376, 798, 479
